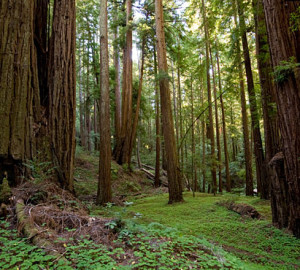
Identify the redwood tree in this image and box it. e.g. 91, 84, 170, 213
0, 0, 76, 191
263, 0, 300, 238
97, 0, 112, 205
155, 0, 183, 203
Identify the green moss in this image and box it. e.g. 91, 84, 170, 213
126, 192, 300, 269
0, 177, 11, 204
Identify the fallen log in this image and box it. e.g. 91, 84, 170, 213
140, 168, 168, 187
218, 201, 261, 219
141, 168, 155, 179
16, 199, 68, 262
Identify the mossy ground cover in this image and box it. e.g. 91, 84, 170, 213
115, 192, 300, 269
1, 150, 299, 269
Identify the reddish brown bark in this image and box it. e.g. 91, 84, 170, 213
154, 48, 161, 188
216, 46, 231, 192
237, 0, 267, 197
114, 0, 133, 165
233, 0, 253, 196
97, 0, 112, 205
210, 46, 222, 193
253, 0, 280, 200
48, 0, 76, 191
128, 38, 146, 166
113, 8, 121, 147
155, 0, 183, 203
263, 0, 300, 237
202, 0, 217, 195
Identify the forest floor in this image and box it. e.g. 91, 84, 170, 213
0, 150, 299, 269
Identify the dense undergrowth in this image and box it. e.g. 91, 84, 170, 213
1, 151, 299, 269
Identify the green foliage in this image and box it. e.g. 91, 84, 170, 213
273, 57, 300, 84
0, 220, 59, 269
23, 156, 55, 184
126, 193, 300, 269
290, 7, 300, 32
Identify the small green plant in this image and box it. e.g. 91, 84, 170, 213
290, 7, 300, 32
23, 155, 55, 184
0, 175, 11, 203
273, 57, 300, 84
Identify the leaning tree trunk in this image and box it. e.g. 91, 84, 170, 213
263, 0, 300, 238
155, 0, 183, 203
48, 0, 76, 192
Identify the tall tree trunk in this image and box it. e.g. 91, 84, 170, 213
128, 38, 146, 166
78, 46, 86, 148
0, 0, 41, 183
237, 0, 267, 197
201, 91, 207, 193
263, 0, 300, 238
230, 107, 237, 162
191, 77, 196, 195
177, 48, 184, 174
97, 0, 112, 205
253, 0, 279, 200
48, 0, 76, 192
202, 0, 217, 195
114, 0, 133, 165
154, 48, 161, 187
155, 0, 183, 203
171, 61, 179, 146
233, 0, 253, 196
210, 46, 222, 193
113, 10, 121, 148
216, 45, 231, 192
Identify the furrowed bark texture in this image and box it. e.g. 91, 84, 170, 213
253, 0, 279, 200
114, 0, 133, 165
0, 0, 37, 161
48, 0, 76, 191
155, 0, 183, 203
263, 0, 300, 237
97, 0, 112, 205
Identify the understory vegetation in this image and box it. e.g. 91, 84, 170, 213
1, 152, 299, 269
